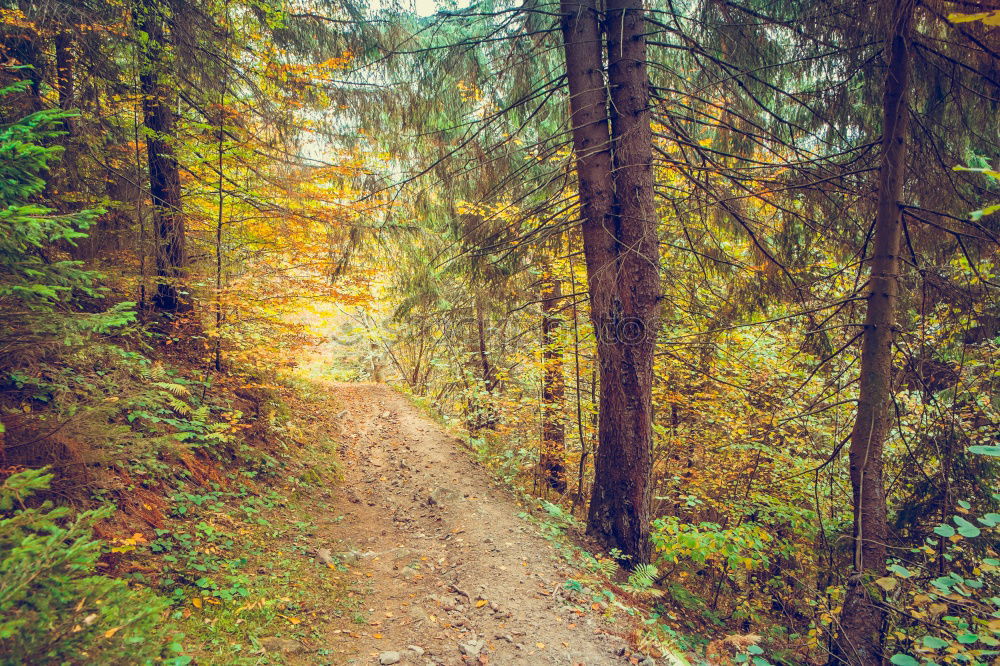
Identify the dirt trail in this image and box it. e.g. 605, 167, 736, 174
309, 382, 635, 665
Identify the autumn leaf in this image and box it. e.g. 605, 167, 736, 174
874, 577, 897, 591
947, 10, 1000, 25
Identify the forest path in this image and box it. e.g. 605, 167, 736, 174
304, 382, 634, 666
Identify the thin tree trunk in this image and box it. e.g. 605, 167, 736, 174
214, 0, 230, 371
55, 30, 74, 131
214, 99, 225, 371
560, 0, 659, 564
833, 0, 913, 662
540, 268, 567, 492
569, 247, 589, 512
412, 328, 425, 388
53, 26, 88, 256
467, 295, 498, 430
476, 295, 494, 391
137, 1, 188, 312
134, 80, 148, 310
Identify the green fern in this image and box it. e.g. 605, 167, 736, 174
138, 363, 168, 382
627, 563, 658, 590
154, 381, 190, 397
164, 394, 193, 415
596, 557, 619, 577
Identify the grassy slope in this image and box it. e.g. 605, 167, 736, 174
1, 323, 360, 663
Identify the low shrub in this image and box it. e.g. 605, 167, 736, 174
0, 468, 183, 665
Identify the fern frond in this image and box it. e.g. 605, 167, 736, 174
165, 395, 193, 415
597, 558, 619, 577
627, 563, 658, 590
154, 381, 190, 397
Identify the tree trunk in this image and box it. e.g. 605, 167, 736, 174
832, 0, 913, 662
476, 295, 493, 391
541, 269, 567, 492
54, 27, 100, 260
137, 1, 188, 312
560, 0, 659, 564
568, 247, 590, 513
471, 294, 499, 429
55, 29, 74, 130
8, 2, 44, 115
214, 96, 225, 370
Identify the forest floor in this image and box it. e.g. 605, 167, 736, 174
190, 381, 667, 665
297, 382, 634, 665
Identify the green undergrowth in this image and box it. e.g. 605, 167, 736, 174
144, 378, 357, 664
136, 474, 362, 664
0, 468, 184, 665
2, 332, 352, 663
517, 496, 800, 665
398, 387, 536, 485
516, 499, 704, 665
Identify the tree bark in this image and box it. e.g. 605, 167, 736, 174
475, 295, 499, 429
54, 26, 103, 260
833, 0, 914, 662
55, 30, 74, 129
540, 269, 567, 492
560, 0, 659, 564
137, 1, 188, 312
476, 295, 494, 392
6, 2, 44, 115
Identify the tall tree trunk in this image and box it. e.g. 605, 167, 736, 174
7, 1, 44, 116
55, 29, 74, 131
540, 268, 567, 492
560, 0, 659, 564
214, 2, 230, 369
52, 27, 76, 204
833, 0, 913, 662
137, 1, 188, 312
214, 96, 225, 370
568, 247, 591, 513
590, 0, 659, 565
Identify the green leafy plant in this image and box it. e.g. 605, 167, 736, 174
627, 563, 659, 591
650, 516, 780, 573
882, 493, 1000, 665
0, 468, 180, 664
